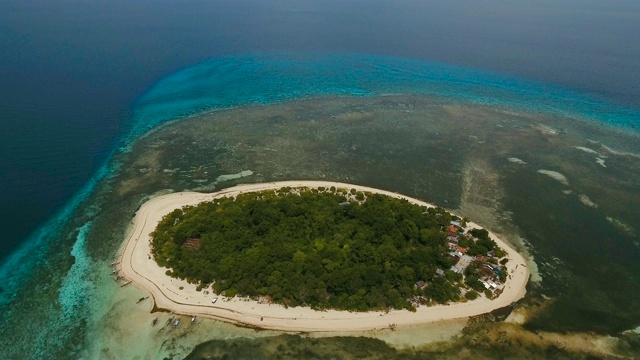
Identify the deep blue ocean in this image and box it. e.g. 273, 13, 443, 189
2, 0, 640, 264
0, 0, 639, 355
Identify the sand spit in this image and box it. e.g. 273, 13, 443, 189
537, 170, 569, 186
507, 157, 527, 165
119, 181, 529, 332
578, 194, 598, 208
573, 146, 608, 168
606, 217, 635, 235
574, 146, 599, 155
536, 124, 559, 135
193, 170, 254, 191
601, 144, 640, 158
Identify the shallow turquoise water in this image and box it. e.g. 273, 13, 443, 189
130, 53, 640, 140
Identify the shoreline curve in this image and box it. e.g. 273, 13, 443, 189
119, 180, 530, 332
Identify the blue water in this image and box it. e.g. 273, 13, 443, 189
2, 0, 640, 263
131, 52, 640, 140
0, 0, 640, 261
1, 0, 640, 356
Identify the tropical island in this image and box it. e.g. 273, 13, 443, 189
120, 181, 529, 331
153, 186, 507, 311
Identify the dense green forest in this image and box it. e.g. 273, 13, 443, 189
152, 187, 469, 311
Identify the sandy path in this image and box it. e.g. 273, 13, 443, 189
119, 181, 529, 332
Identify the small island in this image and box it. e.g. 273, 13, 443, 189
120, 181, 529, 332
153, 186, 507, 311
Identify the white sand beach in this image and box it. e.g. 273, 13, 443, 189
119, 181, 529, 332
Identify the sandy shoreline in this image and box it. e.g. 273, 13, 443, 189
119, 181, 529, 332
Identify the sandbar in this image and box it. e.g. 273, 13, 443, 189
119, 181, 529, 332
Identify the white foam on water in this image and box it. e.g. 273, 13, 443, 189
0, 158, 111, 309
59, 222, 93, 320
10, 221, 97, 359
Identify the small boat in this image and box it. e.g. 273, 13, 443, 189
136, 296, 149, 304
211, 297, 218, 304
120, 280, 132, 287
191, 316, 196, 323
152, 318, 158, 326
173, 319, 180, 328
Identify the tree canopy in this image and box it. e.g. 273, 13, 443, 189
151, 187, 467, 311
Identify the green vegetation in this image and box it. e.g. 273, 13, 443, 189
151, 187, 465, 311
458, 228, 502, 257
465, 290, 479, 300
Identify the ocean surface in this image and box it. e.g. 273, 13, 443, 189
2, 0, 639, 264
0, 0, 639, 357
